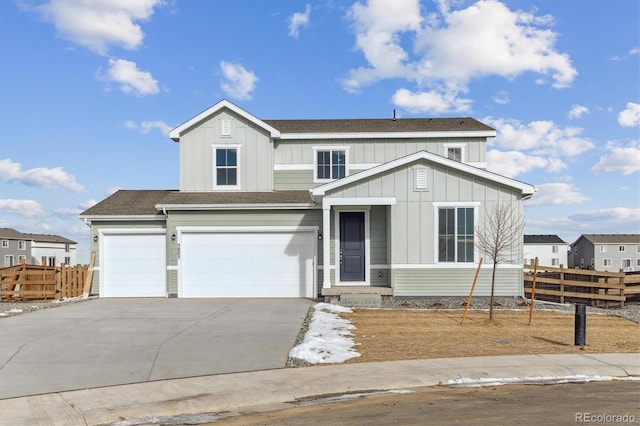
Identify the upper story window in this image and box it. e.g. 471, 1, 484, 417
213, 146, 240, 189
444, 143, 465, 163
603, 258, 612, 267
552, 245, 558, 253
438, 206, 475, 263
18, 240, 26, 250
65, 243, 70, 253
1, 239, 8, 248
314, 146, 349, 182
619, 245, 626, 252
599, 245, 607, 252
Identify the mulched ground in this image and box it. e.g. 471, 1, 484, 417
339, 309, 640, 363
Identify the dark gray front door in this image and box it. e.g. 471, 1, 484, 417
340, 212, 365, 282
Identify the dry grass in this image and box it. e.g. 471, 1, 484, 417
340, 309, 640, 363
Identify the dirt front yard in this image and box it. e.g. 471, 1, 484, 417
339, 309, 640, 363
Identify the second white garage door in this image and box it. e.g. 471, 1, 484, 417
179, 229, 315, 298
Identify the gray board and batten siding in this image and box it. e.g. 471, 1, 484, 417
179, 110, 274, 192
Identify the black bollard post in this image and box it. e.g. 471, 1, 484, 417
574, 304, 586, 347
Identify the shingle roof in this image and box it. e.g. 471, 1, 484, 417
79, 190, 174, 217
524, 235, 566, 244
580, 234, 640, 244
79, 190, 315, 216
264, 117, 494, 134
0, 228, 76, 244
157, 191, 314, 206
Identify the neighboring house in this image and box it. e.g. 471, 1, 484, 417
79, 99, 536, 299
0, 228, 77, 267
524, 235, 568, 267
568, 234, 640, 272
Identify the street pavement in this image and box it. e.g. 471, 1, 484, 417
0, 298, 313, 399
1, 353, 638, 425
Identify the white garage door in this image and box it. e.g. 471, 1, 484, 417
179, 230, 315, 298
101, 232, 166, 297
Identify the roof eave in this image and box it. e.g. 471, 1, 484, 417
278, 130, 496, 140
169, 99, 281, 142
311, 151, 536, 197
155, 203, 318, 211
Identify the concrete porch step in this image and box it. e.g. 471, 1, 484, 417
334, 293, 382, 308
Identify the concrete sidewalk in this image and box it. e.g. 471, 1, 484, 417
2, 353, 638, 426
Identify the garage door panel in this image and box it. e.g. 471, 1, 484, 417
102, 233, 166, 297
180, 231, 314, 298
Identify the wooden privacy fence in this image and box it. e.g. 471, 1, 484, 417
0, 262, 90, 301
524, 264, 640, 308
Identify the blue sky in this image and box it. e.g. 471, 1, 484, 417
1, 0, 638, 263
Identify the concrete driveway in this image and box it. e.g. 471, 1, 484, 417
0, 298, 313, 399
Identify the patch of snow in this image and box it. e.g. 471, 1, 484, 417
296, 389, 414, 407
289, 302, 361, 364
7, 309, 23, 314
440, 375, 640, 387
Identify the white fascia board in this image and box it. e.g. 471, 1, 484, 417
79, 215, 164, 222
311, 151, 536, 197
169, 99, 281, 141
156, 203, 317, 210
277, 130, 496, 140
322, 197, 396, 209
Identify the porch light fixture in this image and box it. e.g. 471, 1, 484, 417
318, 233, 323, 240
93, 236, 98, 242
171, 234, 176, 241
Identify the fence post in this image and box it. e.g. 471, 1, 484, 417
574, 304, 586, 347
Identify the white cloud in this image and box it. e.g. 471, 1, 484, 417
525, 183, 589, 207
486, 150, 566, 177
220, 61, 259, 100
80, 199, 98, 210
101, 58, 159, 97
618, 102, 640, 127
125, 120, 171, 136
0, 159, 85, 192
568, 104, 589, 119
343, 0, 577, 110
391, 87, 472, 114
0, 199, 46, 218
592, 142, 640, 175
493, 90, 509, 105
486, 117, 594, 157
289, 4, 311, 38
36, 0, 162, 55
342, 0, 422, 93
569, 207, 640, 226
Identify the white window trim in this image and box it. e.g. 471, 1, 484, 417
443, 143, 466, 163
603, 258, 612, 267
432, 202, 480, 264
212, 145, 241, 190
621, 258, 632, 269
312, 146, 350, 183
599, 245, 607, 252
1, 240, 8, 248
18, 240, 26, 250
619, 245, 626, 252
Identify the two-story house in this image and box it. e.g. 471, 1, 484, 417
0, 228, 77, 267
79, 99, 536, 299
524, 235, 568, 267
568, 234, 640, 272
